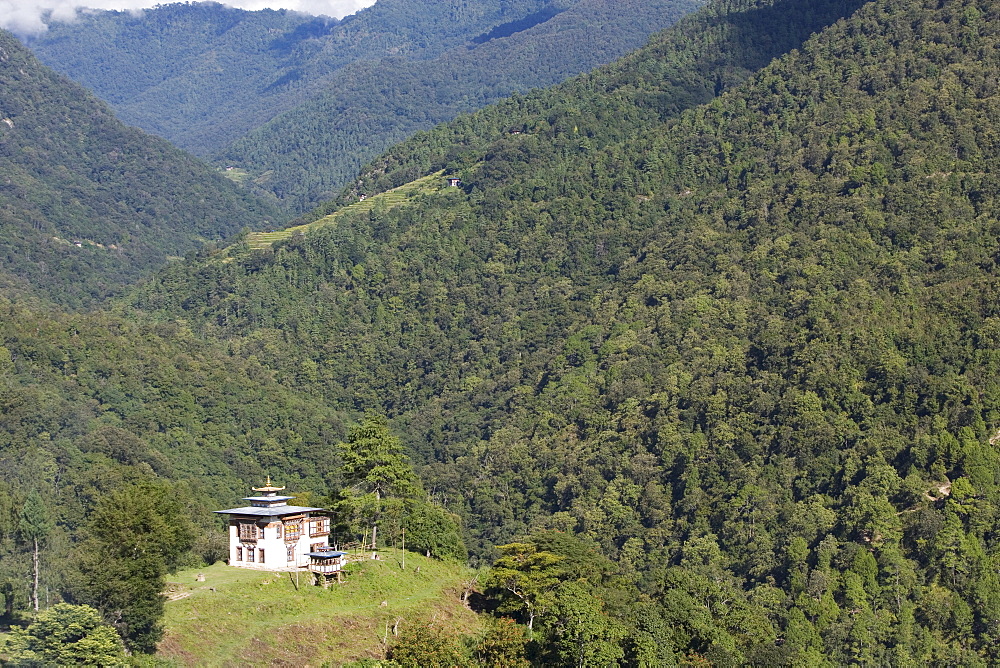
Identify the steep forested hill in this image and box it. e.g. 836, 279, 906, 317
217, 0, 702, 210
28, 0, 703, 212
123, 0, 1000, 661
28, 0, 562, 156
0, 29, 277, 307
315, 0, 870, 210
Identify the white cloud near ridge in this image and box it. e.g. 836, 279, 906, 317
1, 0, 376, 36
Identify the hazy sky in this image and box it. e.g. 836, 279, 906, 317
2, 0, 377, 36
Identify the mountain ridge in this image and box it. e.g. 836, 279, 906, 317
26, 0, 578, 155
0, 29, 278, 306
27, 0, 704, 211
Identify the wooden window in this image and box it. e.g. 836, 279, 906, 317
286, 544, 295, 562
309, 517, 330, 536
284, 521, 302, 540
275, 523, 282, 539
258, 548, 265, 563
239, 522, 261, 541
247, 547, 255, 563
236, 546, 242, 561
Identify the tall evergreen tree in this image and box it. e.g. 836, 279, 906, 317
18, 491, 51, 612
338, 413, 417, 556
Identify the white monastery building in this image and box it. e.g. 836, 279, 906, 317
215, 479, 331, 571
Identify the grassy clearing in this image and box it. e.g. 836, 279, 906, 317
247, 171, 448, 250
219, 167, 251, 184
158, 551, 480, 667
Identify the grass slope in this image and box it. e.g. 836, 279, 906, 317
159, 555, 479, 666
247, 171, 447, 250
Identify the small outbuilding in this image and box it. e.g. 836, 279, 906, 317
307, 548, 347, 587
446, 177, 462, 187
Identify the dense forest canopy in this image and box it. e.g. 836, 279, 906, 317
28, 0, 704, 212
125, 0, 1000, 661
4, 0, 1000, 662
0, 29, 278, 307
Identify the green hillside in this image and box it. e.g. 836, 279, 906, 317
159, 557, 480, 665
0, 29, 278, 307
218, 0, 702, 211
27, 0, 561, 157
121, 0, 1000, 662
7, 0, 1000, 662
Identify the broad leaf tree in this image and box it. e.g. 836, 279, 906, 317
486, 542, 566, 631
0, 602, 124, 664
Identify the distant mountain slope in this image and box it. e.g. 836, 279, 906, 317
28, 0, 704, 212
218, 0, 703, 210
318, 0, 869, 210
27, 0, 567, 157
0, 29, 277, 306
127, 0, 1000, 660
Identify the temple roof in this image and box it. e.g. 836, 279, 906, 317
217, 479, 324, 517
242, 495, 295, 503
214, 505, 325, 517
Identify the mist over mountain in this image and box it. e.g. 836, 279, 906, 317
0, 0, 372, 37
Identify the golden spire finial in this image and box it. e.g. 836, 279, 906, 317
252, 476, 286, 493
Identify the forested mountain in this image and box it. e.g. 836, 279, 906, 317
26, 0, 562, 155
118, 0, 1000, 661
27, 0, 703, 212
217, 0, 702, 211
0, 29, 277, 307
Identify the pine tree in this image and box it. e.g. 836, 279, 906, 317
339, 413, 417, 557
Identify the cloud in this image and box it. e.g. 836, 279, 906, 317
1, 0, 376, 36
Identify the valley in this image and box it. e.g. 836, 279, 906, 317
3, 0, 1000, 664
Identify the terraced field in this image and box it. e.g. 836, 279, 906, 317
248, 171, 448, 250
